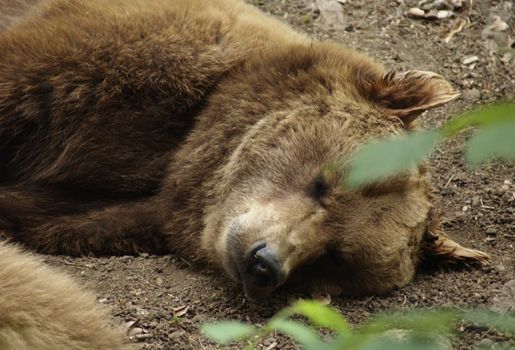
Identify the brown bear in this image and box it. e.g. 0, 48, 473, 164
0, 0, 490, 301
0, 241, 130, 350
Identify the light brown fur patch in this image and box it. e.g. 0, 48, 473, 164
0, 241, 130, 350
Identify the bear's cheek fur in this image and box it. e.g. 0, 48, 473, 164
299, 185, 433, 296
286, 222, 426, 296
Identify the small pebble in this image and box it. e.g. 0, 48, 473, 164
489, 16, 509, 32
128, 327, 143, 337
500, 53, 512, 65
485, 228, 497, 236
168, 330, 186, 340
436, 10, 451, 19
462, 88, 481, 101
406, 7, 425, 18
496, 264, 506, 272
135, 334, 152, 340
462, 55, 479, 65
501, 179, 512, 191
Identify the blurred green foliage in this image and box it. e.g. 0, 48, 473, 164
345, 102, 515, 188
201, 300, 514, 349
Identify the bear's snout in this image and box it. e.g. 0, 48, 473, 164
220, 198, 328, 299
227, 237, 285, 300
241, 247, 283, 299
245, 242, 283, 288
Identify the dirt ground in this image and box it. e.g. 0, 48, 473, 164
40, 1, 514, 349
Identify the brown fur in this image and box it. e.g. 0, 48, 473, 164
0, 241, 130, 350
0, 0, 489, 301
0, 0, 43, 31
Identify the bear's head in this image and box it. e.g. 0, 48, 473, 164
201, 48, 490, 300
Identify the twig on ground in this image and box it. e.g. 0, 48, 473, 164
444, 173, 456, 188
480, 198, 495, 210
445, 19, 466, 43
264, 341, 278, 350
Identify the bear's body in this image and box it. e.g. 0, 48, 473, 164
1, 0, 489, 302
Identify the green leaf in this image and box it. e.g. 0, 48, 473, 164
344, 131, 440, 188
200, 321, 256, 345
363, 310, 456, 336
288, 300, 350, 335
465, 121, 515, 165
268, 318, 326, 350
462, 310, 515, 333
441, 102, 515, 137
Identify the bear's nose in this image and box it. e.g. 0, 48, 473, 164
246, 242, 282, 287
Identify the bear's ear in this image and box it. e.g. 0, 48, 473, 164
421, 214, 490, 266
367, 70, 460, 128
